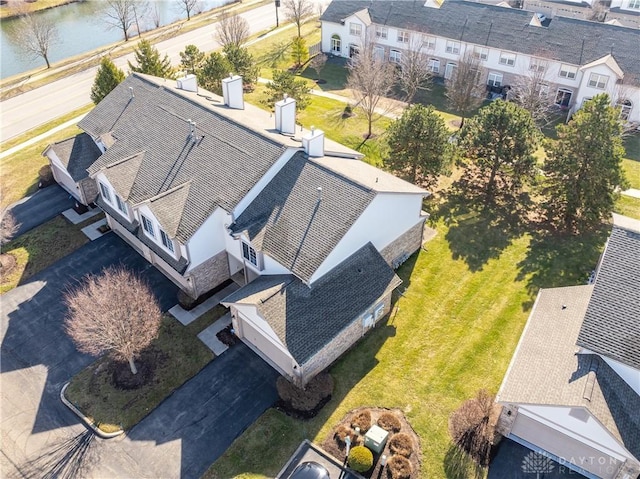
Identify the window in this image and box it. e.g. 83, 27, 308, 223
397, 30, 410, 43
349, 44, 359, 59
555, 88, 573, 107
487, 72, 503, 87
115, 195, 127, 215
428, 58, 440, 73
160, 230, 174, 253
374, 304, 385, 320
499, 52, 516, 67
444, 62, 457, 80
423, 35, 436, 50
617, 99, 633, 121
331, 34, 341, 53
389, 49, 402, 63
581, 96, 593, 108
141, 215, 155, 238
445, 40, 460, 54
349, 22, 362, 36
629, 0, 640, 8
559, 64, 577, 79
99, 182, 112, 204
374, 45, 385, 61
363, 314, 374, 328
529, 59, 545, 72
473, 47, 489, 61
242, 242, 258, 266
588, 73, 609, 89
375, 26, 388, 39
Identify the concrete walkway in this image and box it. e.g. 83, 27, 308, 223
198, 312, 233, 355
622, 188, 640, 199
169, 282, 239, 326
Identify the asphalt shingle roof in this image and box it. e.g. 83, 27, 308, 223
222, 242, 402, 364
577, 219, 640, 370
230, 152, 376, 283
497, 285, 640, 460
48, 132, 102, 182
82, 74, 287, 243
321, 0, 640, 85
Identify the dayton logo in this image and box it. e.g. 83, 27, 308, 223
522, 451, 555, 479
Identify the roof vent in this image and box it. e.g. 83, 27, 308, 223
317, 186, 323, 202
129, 87, 134, 99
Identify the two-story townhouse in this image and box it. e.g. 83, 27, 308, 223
496, 215, 640, 479
44, 72, 429, 386
320, 0, 640, 124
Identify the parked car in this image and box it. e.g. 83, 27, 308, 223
289, 461, 330, 479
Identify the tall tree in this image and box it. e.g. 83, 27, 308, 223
290, 36, 309, 69
91, 56, 126, 105
282, 0, 314, 37
214, 12, 250, 48
445, 51, 485, 128
223, 44, 258, 89
179, 44, 205, 75
397, 36, 432, 104
102, 0, 136, 41
386, 104, 450, 188
197, 52, 231, 95
309, 53, 327, 81
543, 94, 627, 232
511, 57, 554, 127
0, 207, 19, 245
264, 69, 311, 111
176, 0, 200, 20
64, 267, 162, 375
346, 35, 397, 138
459, 100, 539, 203
128, 39, 175, 79
8, 7, 59, 69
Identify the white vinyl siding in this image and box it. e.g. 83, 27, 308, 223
474, 47, 489, 61
499, 52, 516, 67
423, 35, 436, 50
375, 26, 387, 39
397, 30, 409, 44
529, 59, 545, 72
559, 64, 578, 79
588, 73, 609, 89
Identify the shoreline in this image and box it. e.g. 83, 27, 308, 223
0, 0, 81, 20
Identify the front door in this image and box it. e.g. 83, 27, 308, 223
445, 62, 457, 80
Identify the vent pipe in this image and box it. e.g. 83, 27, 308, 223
129, 87, 135, 99
317, 186, 323, 202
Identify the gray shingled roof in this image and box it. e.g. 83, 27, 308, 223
47, 132, 102, 182
321, 1, 640, 86
82, 74, 287, 243
577, 223, 640, 370
497, 285, 640, 460
230, 152, 376, 283
223, 242, 401, 364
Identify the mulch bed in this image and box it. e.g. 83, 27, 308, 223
275, 372, 334, 420
321, 407, 421, 479
109, 348, 167, 390
216, 324, 240, 347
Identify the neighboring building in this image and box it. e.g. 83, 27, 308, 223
320, 0, 640, 124
496, 215, 640, 479
556, 0, 640, 13
44, 72, 429, 386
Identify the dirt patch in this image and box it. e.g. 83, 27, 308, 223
216, 324, 240, 347
449, 119, 462, 129
275, 372, 334, 420
321, 407, 421, 479
0, 253, 17, 277
109, 348, 167, 390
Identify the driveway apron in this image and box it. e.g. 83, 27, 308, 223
8, 185, 75, 237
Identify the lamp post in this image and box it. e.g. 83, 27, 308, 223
275, 0, 280, 27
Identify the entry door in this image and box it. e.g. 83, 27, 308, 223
555, 88, 572, 107
444, 62, 457, 80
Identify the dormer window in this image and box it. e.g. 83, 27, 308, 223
115, 195, 128, 215
242, 242, 258, 266
160, 230, 174, 253
141, 215, 155, 238
99, 182, 112, 203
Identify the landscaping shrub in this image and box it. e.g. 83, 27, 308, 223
38, 165, 54, 188
386, 455, 412, 479
348, 445, 373, 473
276, 372, 333, 418
350, 409, 371, 433
389, 432, 413, 457
377, 411, 402, 433
342, 104, 353, 119
334, 424, 357, 447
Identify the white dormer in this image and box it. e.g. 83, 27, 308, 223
95, 171, 132, 222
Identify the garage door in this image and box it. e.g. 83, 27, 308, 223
50, 162, 81, 202
511, 413, 621, 479
239, 316, 293, 378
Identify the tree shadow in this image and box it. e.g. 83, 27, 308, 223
515, 224, 609, 309
444, 443, 485, 479
258, 40, 292, 69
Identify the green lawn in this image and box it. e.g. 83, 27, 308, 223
615, 195, 640, 220
622, 158, 640, 189
0, 215, 100, 294
65, 311, 221, 432
206, 199, 608, 479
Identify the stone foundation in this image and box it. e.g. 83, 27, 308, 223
187, 250, 231, 298
381, 219, 426, 269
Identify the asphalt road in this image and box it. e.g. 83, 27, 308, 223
1, 3, 277, 142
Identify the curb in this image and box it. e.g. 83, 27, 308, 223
60, 382, 124, 439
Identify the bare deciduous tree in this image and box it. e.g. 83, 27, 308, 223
398, 36, 432, 104
64, 267, 162, 375
131, 1, 150, 38
445, 51, 486, 129
102, 0, 136, 41
8, 5, 59, 69
214, 12, 250, 48
347, 35, 397, 138
282, 0, 314, 37
176, 0, 200, 20
309, 52, 327, 80
0, 208, 19, 245
511, 57, 555, 127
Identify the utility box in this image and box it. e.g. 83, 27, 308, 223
364, 425, 389, 454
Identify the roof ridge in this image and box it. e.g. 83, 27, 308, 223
141, 180, 193, 205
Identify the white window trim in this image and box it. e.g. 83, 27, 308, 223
559, 64, 577, 80
115, 195, 129, 217
349, 22, 362, 36
389, 49, 402, 64
99, 182, 112, 204
363, 314, 374, 328
397, 30, 410, 43
428, 58, 440, 73
487, 72, 503, 87
445, 40, 460, 54
617, 99, 633, 121
160, 229, 175, 253
242, 241, 263, 270
141, 214, 155, 239
529, 60, 545, 72
474, 47, 489, 61
331, 34, 341, 53
587, 72, 609, 90
499, 52, 516, 67
629, 0, 640, 8
423, 35, 436, 50
376, 26, 388, 39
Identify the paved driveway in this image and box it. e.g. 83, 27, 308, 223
8, 185, 75, 237
1, 233, 278, 478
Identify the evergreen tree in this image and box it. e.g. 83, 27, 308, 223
128, 39, 175, 79
197, 52, 232, 95
386, 104, 450, 188
223, 44, 258, 89
543, 94, 627, 232
179, 44, 205, 75
91, 56, 126, 104
290, 36, 309, 68
263, 69, 311, 111
459, 100, 539, 203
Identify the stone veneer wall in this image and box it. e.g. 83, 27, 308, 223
79, 177, 98, 205
381, 219, 425, 269
495, 403, 518, 437
297, 291, 393, 387
187, 250, 231, 298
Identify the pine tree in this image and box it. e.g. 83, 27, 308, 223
197, 52, 231, 95
222, 44, 258, 89
179, 44, 205, 75
128, 39, 175, 79
263, 69, 311, 111
386, 104, 450, 188
543, 94, 627, 232
91, 56, 126, 104
290, 36, 309, 69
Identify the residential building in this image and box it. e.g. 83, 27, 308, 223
496, 215, 640, 479
44, 72, 429, 386
320, 0, 640, 124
